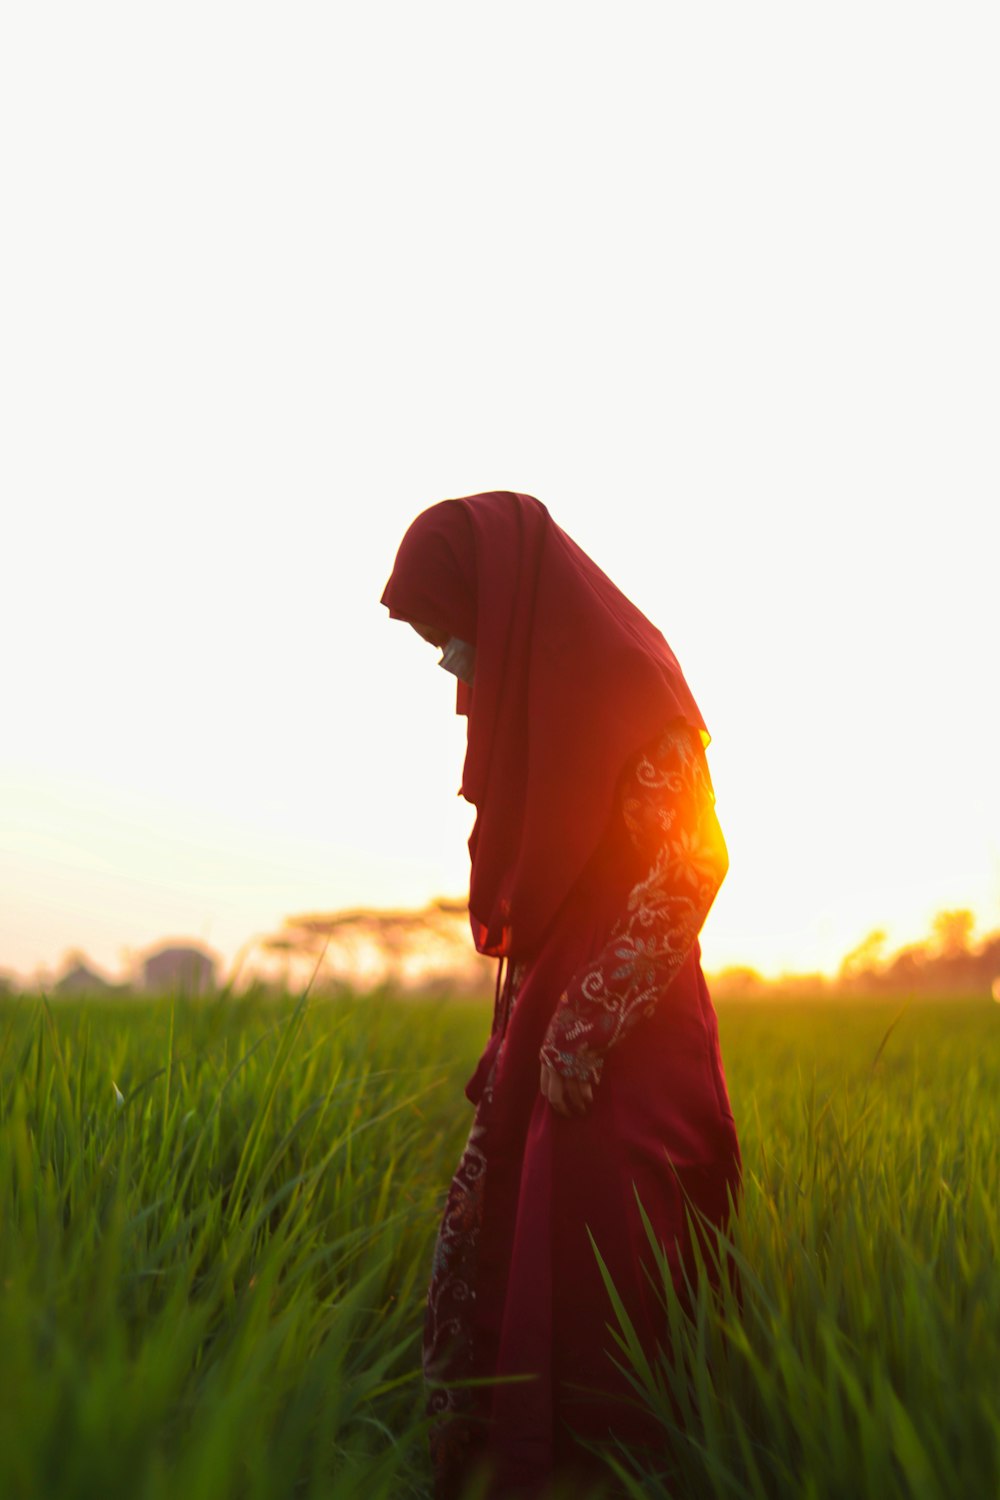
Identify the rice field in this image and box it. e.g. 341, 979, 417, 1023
0, 986, 997, 1499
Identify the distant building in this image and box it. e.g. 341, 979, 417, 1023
142, 945, 217, 995
54, 961, 113, 996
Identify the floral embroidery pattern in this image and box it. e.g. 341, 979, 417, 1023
539, 721, 728, 1086
423, 958, 526, 1492
423, 1100, 489, 1487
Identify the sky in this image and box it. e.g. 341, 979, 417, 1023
1, 3, 998, 987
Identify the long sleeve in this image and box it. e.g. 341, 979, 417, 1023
538, 719, 728, 1087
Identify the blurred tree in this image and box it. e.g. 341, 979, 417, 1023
258, 900, 491, 992
710, 966, 765, 999
931, 909, 975, 956
839, 929, 888, 983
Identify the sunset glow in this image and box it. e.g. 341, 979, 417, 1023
1, 6, 997, 990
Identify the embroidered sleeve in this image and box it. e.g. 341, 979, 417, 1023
539, 719, 728, 1086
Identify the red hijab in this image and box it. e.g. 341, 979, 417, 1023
381, 492, 708, 960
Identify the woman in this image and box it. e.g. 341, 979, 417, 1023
381, 492, 741, 1499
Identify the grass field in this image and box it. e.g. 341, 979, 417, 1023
0, 987, 997, 1499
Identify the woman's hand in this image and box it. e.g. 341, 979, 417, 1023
539, 1061, 594, 1117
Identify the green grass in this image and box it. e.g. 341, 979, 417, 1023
0, 988, 996, 1499
600, 999, 1000, 1499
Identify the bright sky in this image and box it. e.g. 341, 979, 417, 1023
2, 3, 998, 987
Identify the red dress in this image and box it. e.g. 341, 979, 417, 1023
423, 720, 742, 1498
